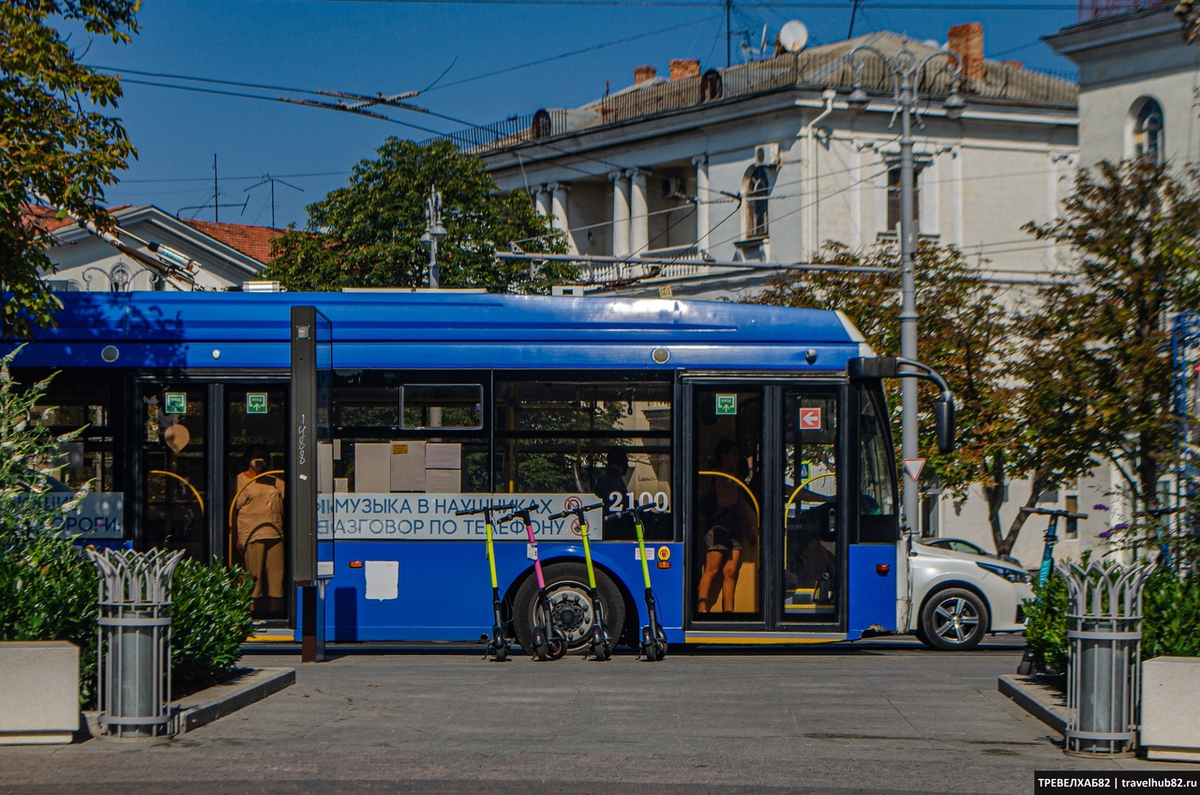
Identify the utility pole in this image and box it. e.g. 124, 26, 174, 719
845, 39, 964, 538
213, 154, 219, 224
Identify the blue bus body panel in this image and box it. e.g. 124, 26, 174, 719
847, 544, 898, 635
7, 292, 863, 372
318, 541, 684, 643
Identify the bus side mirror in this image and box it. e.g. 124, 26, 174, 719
935, 397, 956, 454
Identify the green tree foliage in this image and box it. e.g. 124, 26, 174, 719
171, 557, 254, 694
1, 0, 139, 336
0, 348, 87, 534
0, 532, 99, 705
1024, 562, 1200, 672
263, 138, 575, 292
1021, 569, 1069, 674
1022, 159, 1200, 536
754, 242, 1059, 557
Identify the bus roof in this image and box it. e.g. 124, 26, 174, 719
7, 291, 874, 372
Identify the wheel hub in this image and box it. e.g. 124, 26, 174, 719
551, 593, 589, 633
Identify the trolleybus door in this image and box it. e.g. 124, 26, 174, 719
687, 382, 845, 632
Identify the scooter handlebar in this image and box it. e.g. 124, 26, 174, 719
612, 503, 662, 520
454, 503, 519, 517
546, 502, 604, 521
496, 504, 539, 524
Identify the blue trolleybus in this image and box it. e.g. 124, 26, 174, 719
10, 290, 949, 649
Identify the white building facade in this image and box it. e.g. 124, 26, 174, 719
469, 26, 1079, 302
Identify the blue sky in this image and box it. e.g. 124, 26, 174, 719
75, 0, 1080, 230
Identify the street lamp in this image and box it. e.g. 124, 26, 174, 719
845, 39, 963, 537
419, 186, 447, 289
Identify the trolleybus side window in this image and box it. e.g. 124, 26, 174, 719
493, 376, 673, 541
858, 389, 897, 544
331, 371, 490, 494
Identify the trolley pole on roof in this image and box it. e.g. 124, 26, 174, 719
420, 186, 447, 289
843, 39, 965, 538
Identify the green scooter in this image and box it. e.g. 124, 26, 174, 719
456, 503, 518, 662
547, 501, 611, 661
617, 504, 667, 661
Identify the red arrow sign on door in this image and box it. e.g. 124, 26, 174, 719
799, 407, 822, 430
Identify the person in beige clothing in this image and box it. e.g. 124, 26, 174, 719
232, 445, 285, 614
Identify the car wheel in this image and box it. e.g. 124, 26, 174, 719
512, 562, 626, 654
919, 588, 989, 651
913, 623, 935, 649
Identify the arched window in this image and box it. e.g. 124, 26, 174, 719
745, 167, 770, 239
1132, 98, 1164, 163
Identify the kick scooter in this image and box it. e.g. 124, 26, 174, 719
618, 504, 667, 661
547, 501, 611, 661
456, 503, 518, 662
500, 504, 567, 661
1016, 505, 1086, 675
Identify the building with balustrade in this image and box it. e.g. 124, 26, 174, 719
458, 23, 1079, 300
1047, 0, 1193, 168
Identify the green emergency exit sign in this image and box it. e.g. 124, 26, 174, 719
246, 393, 268, 414
716, 394, 737, 415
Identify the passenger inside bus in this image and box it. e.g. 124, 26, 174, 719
232, 445, 286, 617
697, 438, 757, 612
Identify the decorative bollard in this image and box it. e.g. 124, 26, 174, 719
86, 548, 184, 739
1057, 559, 1153, 756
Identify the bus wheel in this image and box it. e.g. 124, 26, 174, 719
513, 562, 626, 654
919, 588, 989, 651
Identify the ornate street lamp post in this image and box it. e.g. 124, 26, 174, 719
845, 40, 964, 536
420, 186, 448, 289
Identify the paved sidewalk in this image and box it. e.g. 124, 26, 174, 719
2, 640, 1195, 795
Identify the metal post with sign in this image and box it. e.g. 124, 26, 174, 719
290, 306, 334, 662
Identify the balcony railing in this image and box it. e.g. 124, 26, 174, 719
1078, 0, 1172, 22
435, 39, 1077, 155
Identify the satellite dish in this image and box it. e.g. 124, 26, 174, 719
779, 21, 809, 53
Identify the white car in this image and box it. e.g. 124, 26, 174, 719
908, 541, 1034, 651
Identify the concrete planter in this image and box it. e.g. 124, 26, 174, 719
1141, 656, 1200, 762
0, 641, 81, 745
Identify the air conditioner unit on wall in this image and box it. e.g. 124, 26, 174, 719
754, 143, 780, 167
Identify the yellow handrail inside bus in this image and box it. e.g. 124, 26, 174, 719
149, 470, 205, 515
783, 472, 837, 577
784, 472, 837, 522
698, 471, 761, 526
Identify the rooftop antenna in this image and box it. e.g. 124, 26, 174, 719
848, 0, 862, 39
726, 0, 733, 68
740, 23, 772, 60
244, 173, 304, 229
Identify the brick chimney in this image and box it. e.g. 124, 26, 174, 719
669, 58, 701, 80
633, 65, 657, 85
947, 23, 985, 81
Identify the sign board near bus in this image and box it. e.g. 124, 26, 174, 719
25, 493, 124, 539
318, 493, 603, 541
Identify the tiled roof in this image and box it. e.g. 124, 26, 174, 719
183, 218, 286, 263
22, 204, 133, 234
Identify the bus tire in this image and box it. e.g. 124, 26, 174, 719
513, 562, 626, 655
919, 588, 989, 651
